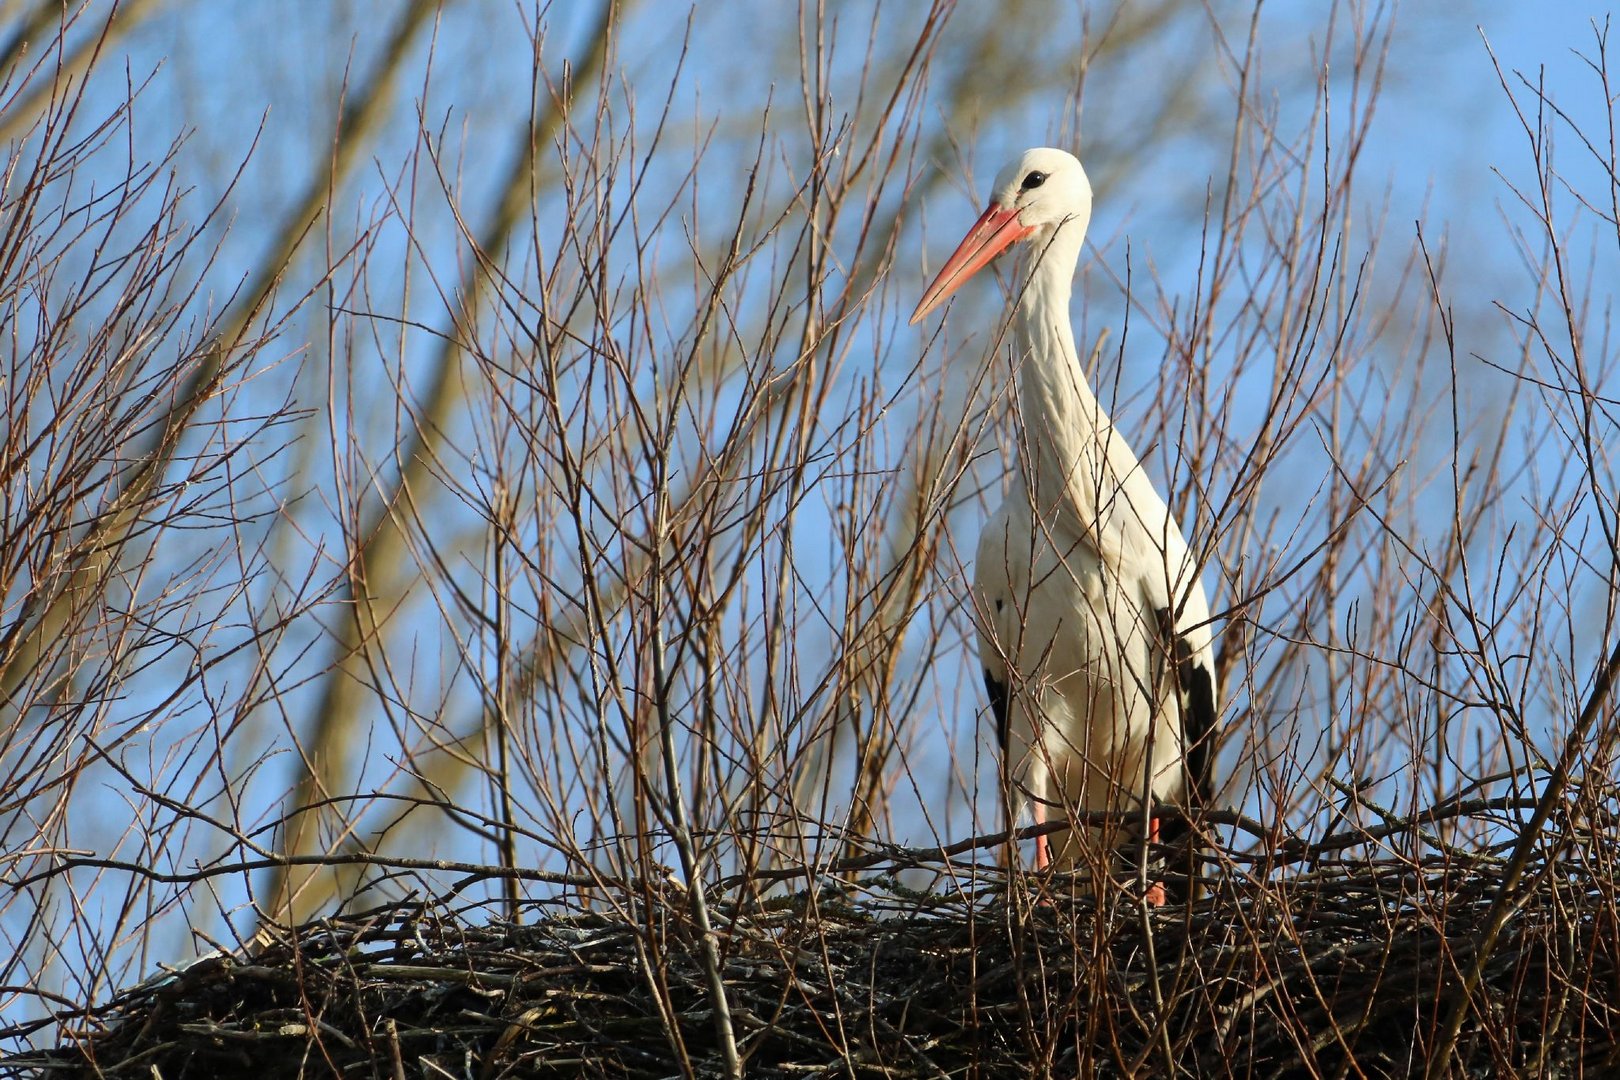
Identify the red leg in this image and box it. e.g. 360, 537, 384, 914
1034, 796, 1051, 870
1144, 816, 1165, 906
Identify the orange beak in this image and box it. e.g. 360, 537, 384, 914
909, 204, 1033, 324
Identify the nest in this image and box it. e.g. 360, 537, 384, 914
10, 802, 1620, 1078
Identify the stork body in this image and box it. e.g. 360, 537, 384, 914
912, 148, 1218, 898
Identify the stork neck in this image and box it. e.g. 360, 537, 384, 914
1010, 223, 1134, 551
1014, 225, 1102, 450
1015, 235, 1086, 387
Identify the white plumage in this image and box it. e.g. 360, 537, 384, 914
912, 148, 1218, 901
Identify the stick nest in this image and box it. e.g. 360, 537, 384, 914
11, 804, 1620, 1077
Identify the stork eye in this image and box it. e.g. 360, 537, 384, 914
1021, 171, 1047, 191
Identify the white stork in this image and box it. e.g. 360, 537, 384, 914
911, 148, 1218, 902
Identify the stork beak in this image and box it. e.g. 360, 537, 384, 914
909, 204, 1034, 325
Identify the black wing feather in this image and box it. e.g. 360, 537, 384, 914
982, 668, 1010, 751
1152, 606, 1219, 807
1180, 659, 1218, 809
1155, 606, 1219, 902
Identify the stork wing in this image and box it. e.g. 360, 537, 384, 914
973, 499, 1021, 754
982, 668, 1010, 751
1166, 613, 1219, 810
1154, 602, 1218, 903
1149, 604, 1218, 807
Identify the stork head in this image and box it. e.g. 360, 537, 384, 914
909, 147, 1092, 325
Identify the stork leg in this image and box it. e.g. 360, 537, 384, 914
1033, 796, 1051, 870
1144, 816, 1165, 906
